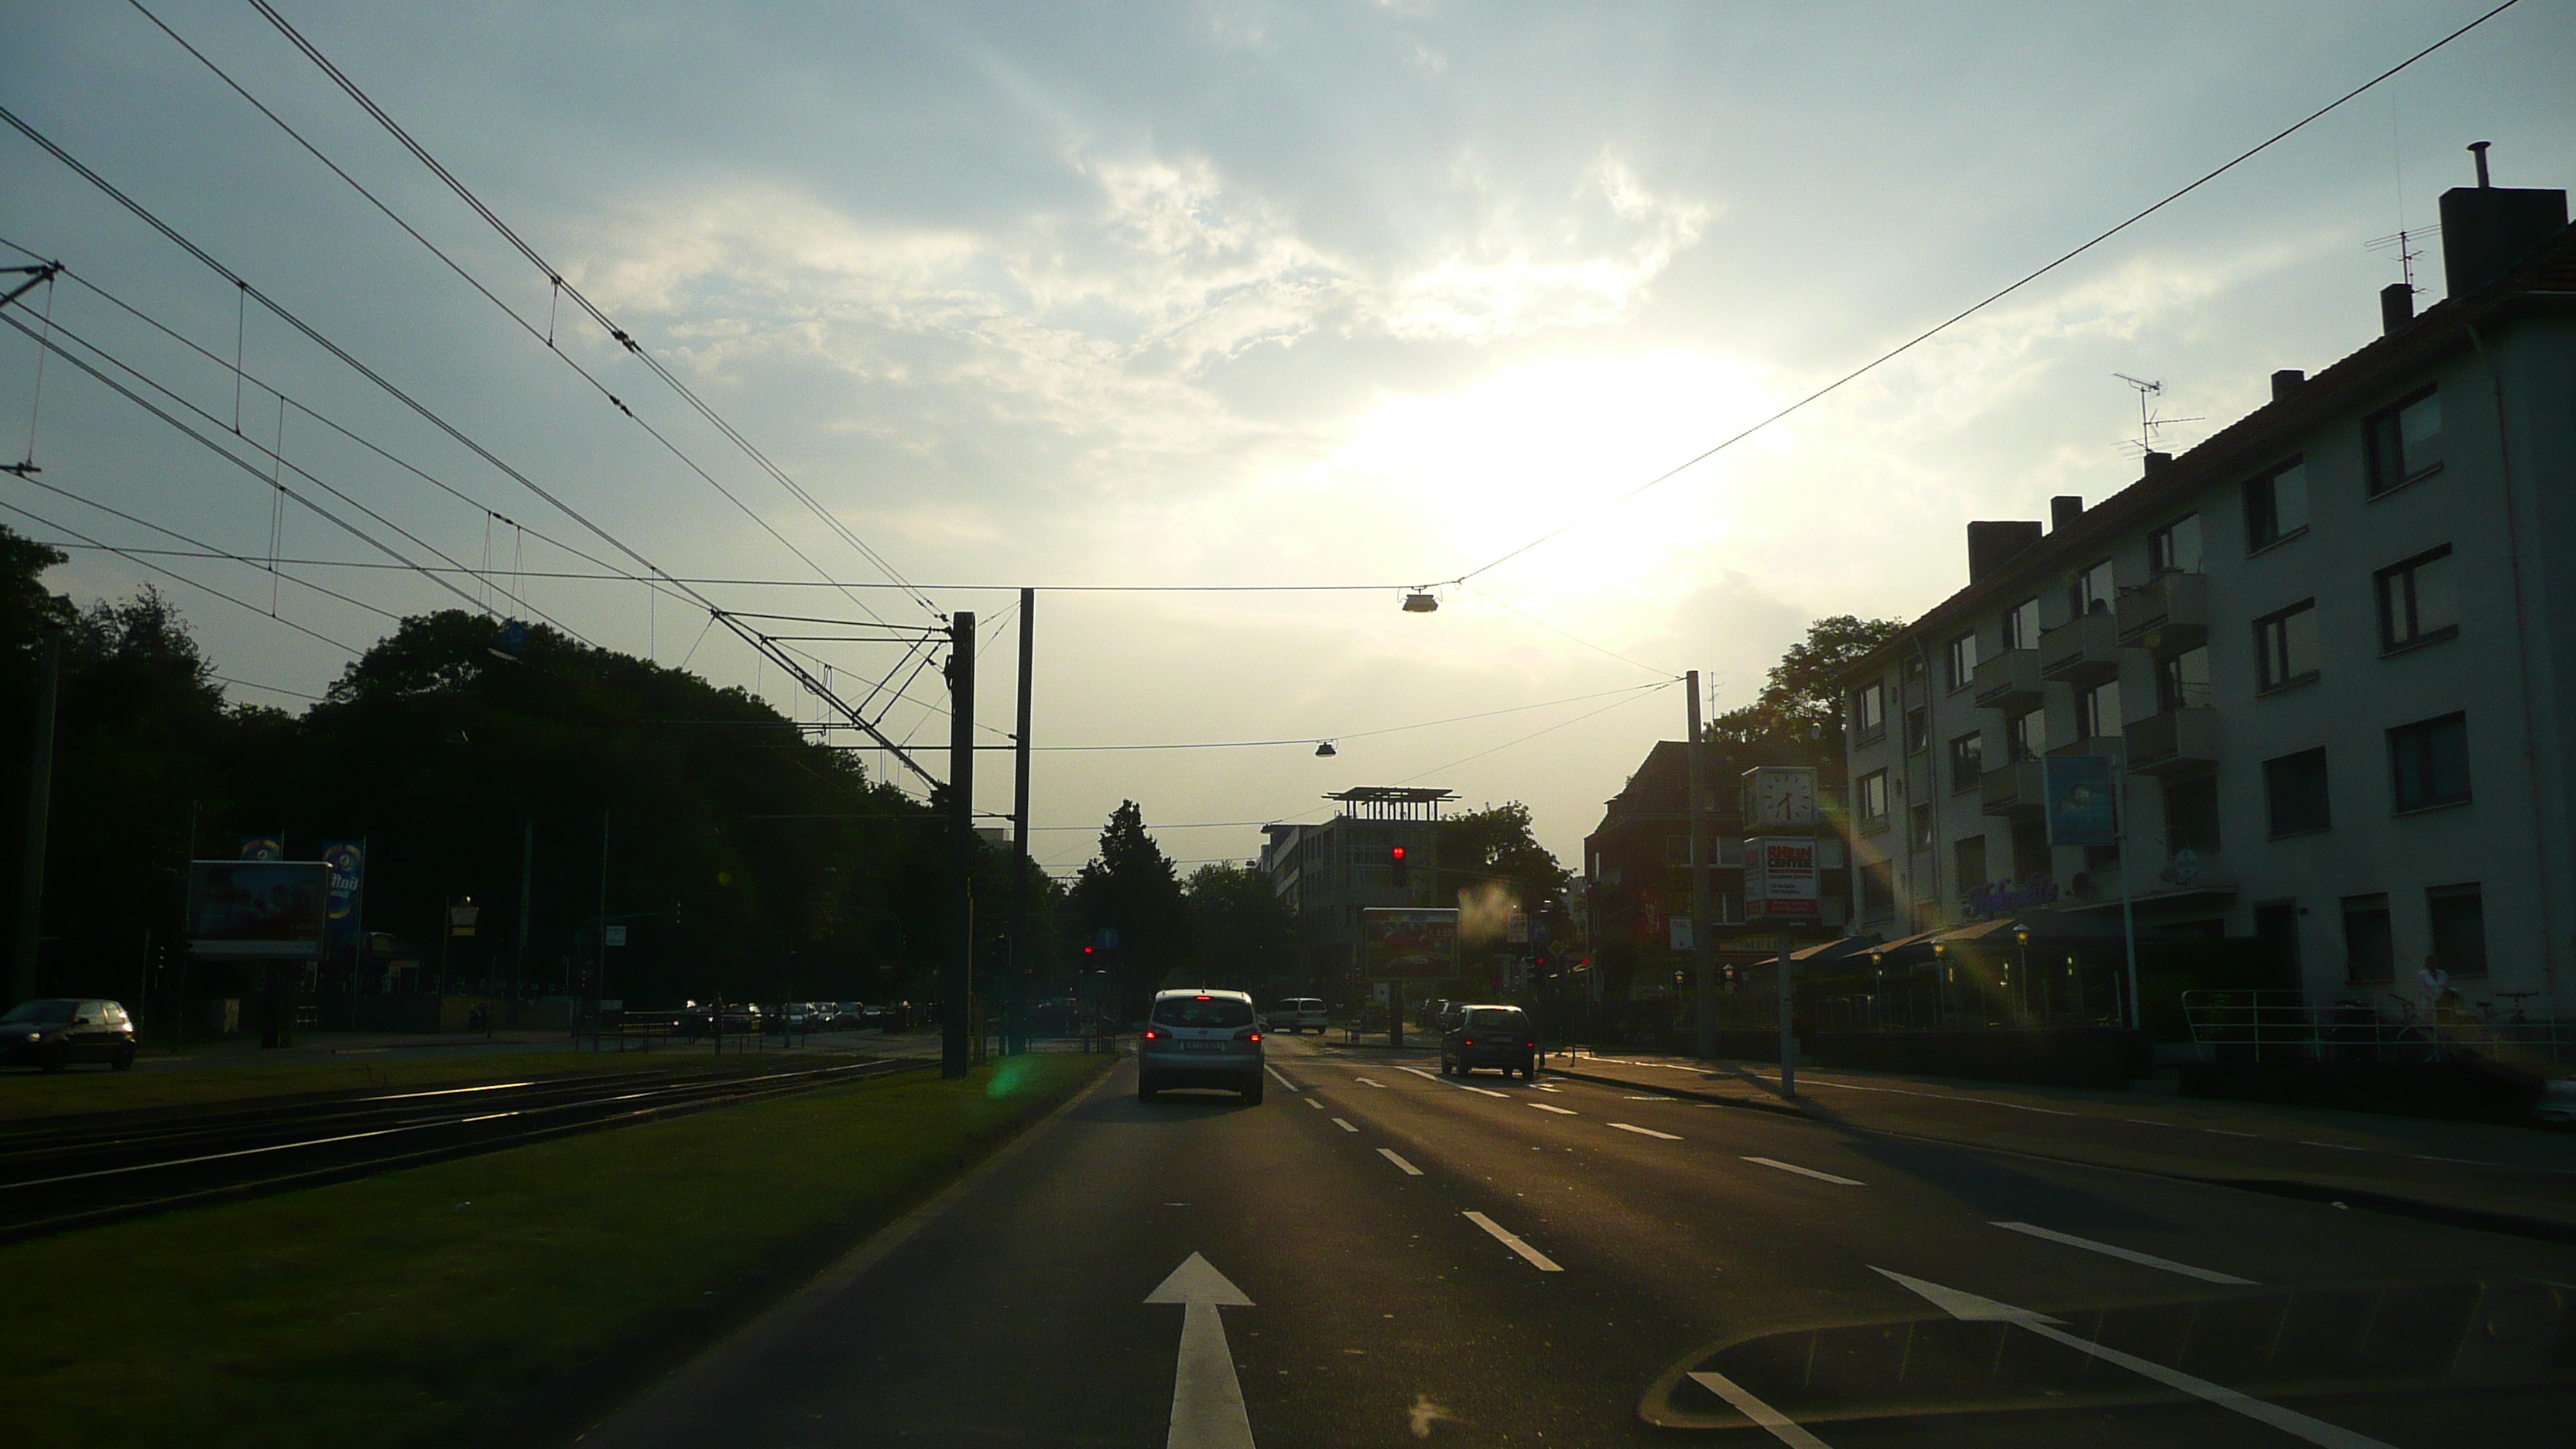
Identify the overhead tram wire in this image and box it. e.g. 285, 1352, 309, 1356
1439, 0, 2530, 587
230, 0, 940, 622
0, 105, 942, 787
0, 495, 360, 654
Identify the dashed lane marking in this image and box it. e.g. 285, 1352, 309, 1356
1609, 1122, 1681, 1140
1686, 1369, 1833, 1448
1396, 1065, 1506, 1098
1742, 1156, 1864, 1186
1991, 1221, 2258, 1285
1463, 1211, 1563, 1272
1265, 1065, 1300, 1091
1303, 1097, 1323, 1110
2297, 1140, 2364, 1152
1378, 1148, 1424, 1176
1354, 1077, 1386, 1088
1333, 1117, 1359, 1133
1529, 1102, 1577, 1115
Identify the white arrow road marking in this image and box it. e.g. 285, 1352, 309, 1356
1396, 1065, 1506, 1097
1354, 1077, 1386, 1088
1685, 1369, 1833, 1449
1529, 1102, 1577, 1115
1147, 1254, 1256, 1449
1332, 1117, 1359, 1132
1378, 1148, 1424, 1175
1991, 1221, 2257, 1285
1742, 1156, 1862, 1185
1608, 1122, 1681, 1140
1872, 1269, 2395, 1449
1264, 1065, 1299, 1091
1462, 1211, 1563, 1271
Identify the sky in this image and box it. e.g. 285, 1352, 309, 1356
3, 0, 2572, 878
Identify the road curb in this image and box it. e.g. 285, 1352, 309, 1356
1541, 1062, 1809, 1116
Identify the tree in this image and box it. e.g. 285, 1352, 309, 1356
1067, 801, 1187, 1009
1707, 614, 1902, 747
1181, 862, 1297, 995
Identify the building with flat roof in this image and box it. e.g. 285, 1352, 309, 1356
1260, 788, 1453, 983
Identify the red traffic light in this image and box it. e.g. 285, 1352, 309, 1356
1389, 846, 1406, 861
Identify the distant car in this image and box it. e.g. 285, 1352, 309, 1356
1441, 1003, 1536, 1080
1137, 988, 1264, 1104
3, 998, 138, 1072
1268, 997, 1327, 1034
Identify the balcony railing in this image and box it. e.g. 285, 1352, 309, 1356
2126, 707, 2218, 777
1971, 648, 2043, 711
2037, 610, 2122, 684
1978, 759, 2044, 815
2116, 571, 2210, 652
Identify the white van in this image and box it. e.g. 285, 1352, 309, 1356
1269, 997, 1328, 1034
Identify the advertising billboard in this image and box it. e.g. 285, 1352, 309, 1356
2043, 755, 2120, 847
1745, 837, 1820, 920
187, 861, 330, 958
1361, 907, 1458, 979
321, 840, 365, 944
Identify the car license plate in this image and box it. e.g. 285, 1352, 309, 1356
1182, 1041, 1225, 1053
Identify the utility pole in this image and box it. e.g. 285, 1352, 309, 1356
592, 809, 609, 999
1686, 671, 1714, 1060
1007, 587, 1035, 1057
944, 611, 976, 1079
12, 625, 61, 1003
516, 817, 535, 1005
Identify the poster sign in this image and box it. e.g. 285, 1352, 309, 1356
604, 925, 629, 947
321, 841, 365, 944
2043, 755, 2119, 847
187, 861, 329, 958
1668, 916, 1694, 952
1361, 907, 1458, 979
1745, 837, 1820, 920
238, 834, 284, 862
1506, 910, 1530, 945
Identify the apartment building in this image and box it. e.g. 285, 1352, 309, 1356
1259, 786, 1451, 981
1838, 156, 2574, 1013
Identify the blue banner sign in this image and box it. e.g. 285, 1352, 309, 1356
322, 840, 365, 944
2043, 755, 2119, 848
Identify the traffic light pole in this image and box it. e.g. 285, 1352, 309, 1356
1687, 671, 1714, 1060
943, 611, 976, 1079
1006, 587, 1035, 1057
12, 625, 60, 1005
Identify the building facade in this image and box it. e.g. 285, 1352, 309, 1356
1838, 167, 2574, 1014
1259, 787, 1451, 983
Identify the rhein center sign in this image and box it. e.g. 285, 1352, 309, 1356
1746, 838, 1820, 920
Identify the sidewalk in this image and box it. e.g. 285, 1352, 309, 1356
1543, 1050, 2576, 1242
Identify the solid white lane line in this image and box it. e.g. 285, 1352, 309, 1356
1264, 1065, 1300, 1091
1396, 1065, 1506, 1098
1529, 1102, 1577, 1115
1624, 1094, 1675, 1101
1333, 1117, 1359, 1133
1609, 1122, 1681, 1140
1742, 1156, 1863, 1186
1462, 1211, 1563, 1272
1990, 1221, 2258, 1285
1686, 1369, 1833, 1449
1378, 1148, 1423, 1175
358, 1080, 537, 1101
1354, 1077, 1386, 1088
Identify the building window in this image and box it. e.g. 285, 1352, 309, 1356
2078, 680, 2123, 740
2243, 457, 2310, 551
1853, 680, 1886, 741
1948, 731, 1984, 794
2148, 514, 2203, 575
2342, 892, 2394, 984
1903, 706, 1928, 754
2156, 646, 2213, 712
1953, 834, 1989, 894
1945, 631, 1978, 691
2254, 600, 2321, 692
1910, 803, 1934, 849
2006, 711, 2043, 763
1860, 861, 1894, 922
1856, 769, 1889, 826
2389, 711, 2471, 812
2427, 883, 2487, 978
2003, 597, 2040, 650
2376, 545, 2458, 653
1663, 835, 1694, 864
2163, 776, 2221, 855
2264, 747, 2331, 837
2069, 560, 2115, 618
2365, 385, 2441, 495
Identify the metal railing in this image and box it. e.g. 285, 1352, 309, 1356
2182, 989, 2571, 1066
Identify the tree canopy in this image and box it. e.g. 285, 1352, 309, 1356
1705, 614, 1903, 747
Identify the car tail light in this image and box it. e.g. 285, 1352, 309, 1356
1142, 1028, 1161, 1041
1234, 1027, 1259, 1042
1524, 1040, 1536, 1048
1462, 1038, 1475, 1046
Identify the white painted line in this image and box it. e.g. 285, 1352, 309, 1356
358, 1080, 537, 1101
1146, 1253, 1256, 1449
457, 1112, 519, 1124
1332, 1117, 1358, 1132
1624, 1094, 1675, 1101
2416, 1153, 2497, 1166
1875, 1269, 2393, 1449
2204, 1129, 2259, 1138
1528, 1102, 1577, 1115
1794, 1077, 2078, 1115
1396, 1064, 1506, 1098
2296, 1139, 2363, 1152
1532, 1084, 1562, 1093
1990, 1221, 2258, 1285
1686, 1369, 1832, 1449
1377, 1148, 1423, 1176
1303, 1096, 1323, 1110
1462, 1211, 1563, 1272
1742, 1156, 1863, 1186
2122, 1118, 2173, 1127
1609, 1122, 1681, 1140
1264, 1065, 1299, 1091
1353, 1077, 1386, 1088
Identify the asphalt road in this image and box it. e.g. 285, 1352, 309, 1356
584, 1035, 2576, 1447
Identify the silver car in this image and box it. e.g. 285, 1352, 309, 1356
1137, 988, 1264, 1103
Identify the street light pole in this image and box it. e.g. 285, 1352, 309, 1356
943, 611, 977, 1079
1007, 588, 1035, 1057
1686, 670, 1715, 1060
12, 625, 60, 1003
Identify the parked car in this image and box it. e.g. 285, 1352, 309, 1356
1441, 1003, 1537, 1080
1137, 989, 1263, 1103
2, 998, 138, 1072
1267, 997, 1327, 1034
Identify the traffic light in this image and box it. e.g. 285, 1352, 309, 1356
1388, 844, 1409, 887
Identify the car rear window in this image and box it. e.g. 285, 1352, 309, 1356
1465, 1008, 1528, 1030
3, 999, 77, 1024
1152, 996, 1255, 1028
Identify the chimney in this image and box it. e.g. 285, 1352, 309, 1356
2381, 283, 2416, 334
1967, 520, 2043, 584
2050, 495, 2084, 531
2141, 452, 2173, 481
2270, 368, 2306, 402
2436, 142, 2568, 299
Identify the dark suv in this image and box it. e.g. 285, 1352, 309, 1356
1440, 1003, 1536, 1080
2, 998, 139, 1072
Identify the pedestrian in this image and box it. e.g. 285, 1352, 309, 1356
2417, 957, 2458, 1021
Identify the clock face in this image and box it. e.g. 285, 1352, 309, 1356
1755, 768, 1817, 824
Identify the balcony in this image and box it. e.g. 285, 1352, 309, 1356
2039, 611, 2123, 684
1971, 648, 2043, 711
2125, 707, 2220, 778
2116, 572, 2210, 652
1979, 759, 2044, 815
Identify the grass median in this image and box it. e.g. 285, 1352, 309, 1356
0, 1050, 1112, 1448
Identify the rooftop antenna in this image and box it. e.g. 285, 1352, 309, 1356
2112, 374, 2201, 457
2364, 227, 2437, 293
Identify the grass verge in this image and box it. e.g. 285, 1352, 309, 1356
0, 1051, 1110, 1448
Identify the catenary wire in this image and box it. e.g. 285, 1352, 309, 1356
0, 495, 360, 653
